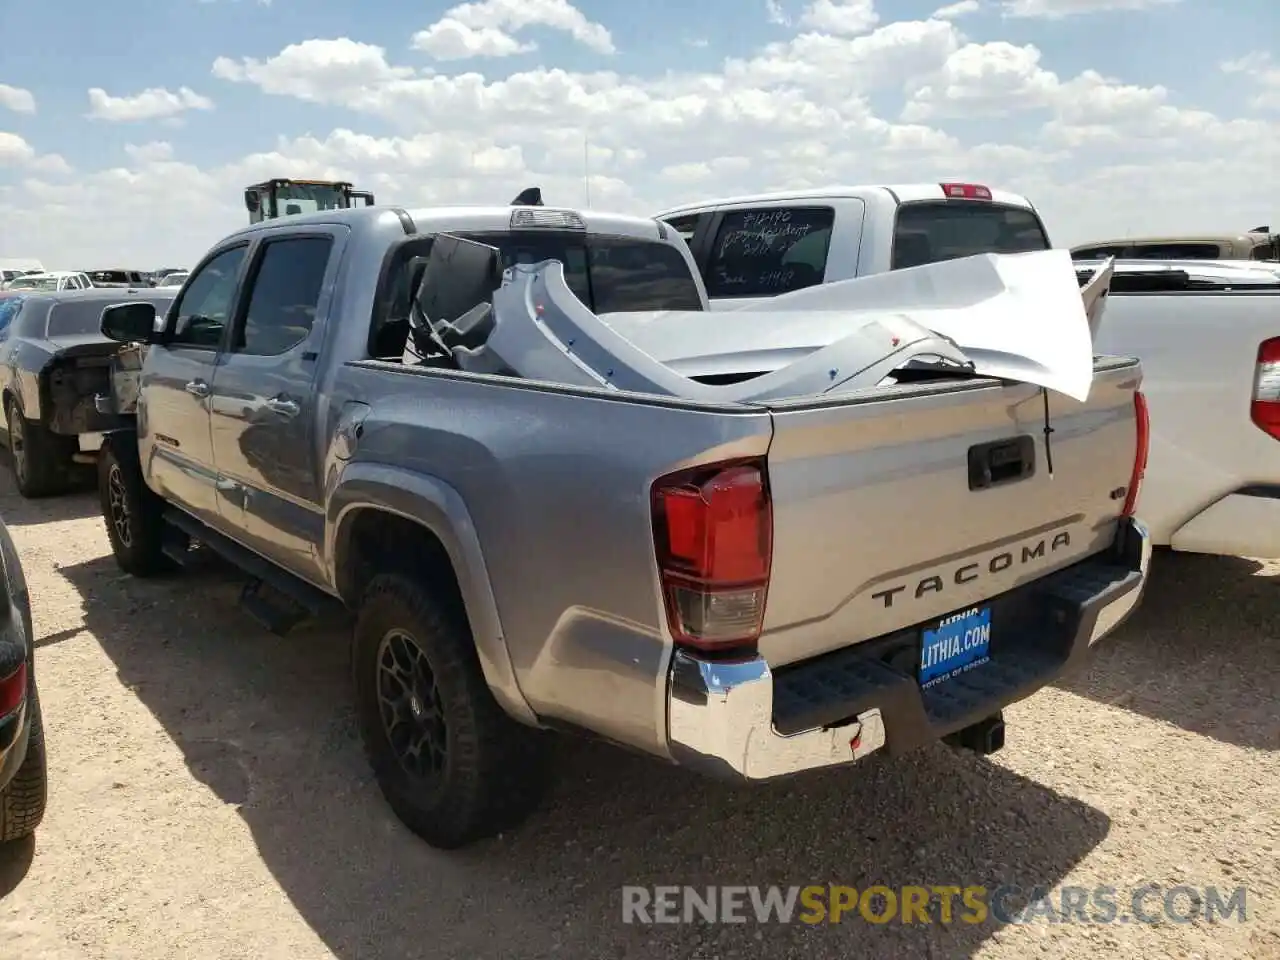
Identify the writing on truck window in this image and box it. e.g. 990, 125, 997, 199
705, 206, 835, 297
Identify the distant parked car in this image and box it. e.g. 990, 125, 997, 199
0, 288, 175, 497
156, 271, 189, 288
85, 270, 151, 289
0, 512, 46, 844
5, 272, 92, 292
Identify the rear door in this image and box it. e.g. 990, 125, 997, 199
208, 228, 344, 583
139, 243, 249, 528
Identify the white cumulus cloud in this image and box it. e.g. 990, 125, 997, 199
0, 84, 36, 114
87, 86, 215, 122
1002, 0, 1180, 17
932, 0, 980, 19
412, 0, 615, 60
0, 4, 1274, 268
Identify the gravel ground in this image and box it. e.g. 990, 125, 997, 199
0, 471, 1275, 960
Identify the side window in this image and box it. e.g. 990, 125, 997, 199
170, 245, 248, 349
704, 206, 835, 297
234, 236, 332, 356
1252, 241, 1278, 261
662, 213, 702, 245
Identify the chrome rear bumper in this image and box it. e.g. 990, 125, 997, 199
667, 518, 1151, 781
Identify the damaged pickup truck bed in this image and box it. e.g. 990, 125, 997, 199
95, 204, 1152, 849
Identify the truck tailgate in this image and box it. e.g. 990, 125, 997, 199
758, 357, 1142, 667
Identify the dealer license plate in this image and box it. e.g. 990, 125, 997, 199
919, 606, 991, 688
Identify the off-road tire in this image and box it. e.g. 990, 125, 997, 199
98, 436, 179, 577
0, 688, 47, 842
5, 398, 74, 499
353, 572, 550, 849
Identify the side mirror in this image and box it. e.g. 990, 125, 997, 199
101, 302, 158, 343
244, 190, 260, 213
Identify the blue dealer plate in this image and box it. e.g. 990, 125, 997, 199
919, 606, 992, 688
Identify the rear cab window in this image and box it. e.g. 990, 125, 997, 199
464, 232, 704, 312
891, 201, 1050, 269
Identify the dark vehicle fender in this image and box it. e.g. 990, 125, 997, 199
325, 462, 537, 725
2, 353, 51, 423
0, 520, 34, 790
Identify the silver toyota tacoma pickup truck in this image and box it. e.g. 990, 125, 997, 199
92, 201, 1153, 849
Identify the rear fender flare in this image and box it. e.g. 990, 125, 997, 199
325, 463, 536, 725
3, 366, 43, 422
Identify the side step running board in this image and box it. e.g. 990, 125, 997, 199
162, 507, 345, 635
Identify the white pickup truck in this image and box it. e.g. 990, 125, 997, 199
653, 182, 1053, 310
656, 186, 1280, 560
1074, 260, 1280, 559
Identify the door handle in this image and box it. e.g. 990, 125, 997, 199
265, 396, 300, 418
968, 435, 1036, 491
184, 379, 210, 398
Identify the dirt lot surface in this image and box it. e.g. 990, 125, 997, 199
0, 472, 1276, 960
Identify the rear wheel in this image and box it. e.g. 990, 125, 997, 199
6, 399, 73, 499
98, 436, 180, 577
0, 689, 47, 843
352, 572, 550, 849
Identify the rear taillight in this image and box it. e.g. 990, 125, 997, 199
940, 182, 993, 201
1251, 337, 1280, 441
0, 661, 26, 716
1122, 391, 1150, 518
651, 459, 772, 657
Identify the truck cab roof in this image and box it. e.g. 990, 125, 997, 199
655, 183, 1037, 217
222, 204, 675, 244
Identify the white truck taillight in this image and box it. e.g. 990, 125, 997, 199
1122, 391, 1150, 518
651, 459, 773, 657
1252, 337, 1280, 442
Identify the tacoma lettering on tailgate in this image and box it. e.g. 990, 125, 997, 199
871, 532, 1072, 609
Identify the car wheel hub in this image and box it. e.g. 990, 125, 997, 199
8, 410, 24, 483
376, 628, 447, 780
107, 464, 133, 548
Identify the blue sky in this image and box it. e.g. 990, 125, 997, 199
1, 0, 1276, 265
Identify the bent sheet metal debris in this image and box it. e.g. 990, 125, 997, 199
412, 239, 1115, 404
